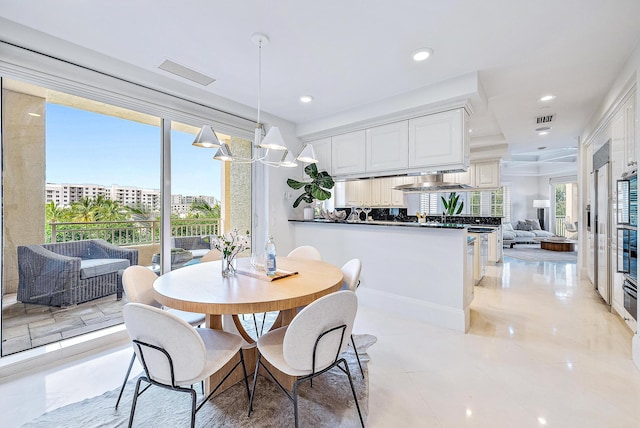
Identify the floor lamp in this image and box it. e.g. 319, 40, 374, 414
533, 199, 550, 230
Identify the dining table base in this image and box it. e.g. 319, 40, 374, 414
204, 309, 300, 396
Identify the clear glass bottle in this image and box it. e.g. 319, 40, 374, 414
265, 236, 277, 276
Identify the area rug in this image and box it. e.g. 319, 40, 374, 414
23, 334, 375, 428
504, 244, 577, 263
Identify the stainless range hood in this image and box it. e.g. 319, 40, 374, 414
393, 173, 472, 193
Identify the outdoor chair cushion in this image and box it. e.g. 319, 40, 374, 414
80, 258, 131, 279
189, 248, 210, 259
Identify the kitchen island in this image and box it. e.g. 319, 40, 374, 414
290, 219, 474, 332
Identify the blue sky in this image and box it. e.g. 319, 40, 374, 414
46, 103, 221, 200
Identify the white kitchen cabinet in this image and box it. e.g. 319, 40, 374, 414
474, 160, 501, 189
445, 168, 474, 186
369, 179, 382, 206
391, 177, 409, 207
345, 180, 370, 207
611, 110, 625, 180
624, 96, 636, 170
343, 176, 409, 208
345, 181, 359, 207
379, 178, 392, 206
470, 232, 488, 284
408, 108, 469, 172
366, 121, 409, 173
488, 227, 502, 263
307, 137, 332, 173
331, 130, 366, 176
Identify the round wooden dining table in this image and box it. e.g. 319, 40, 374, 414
153, 256, 344, 392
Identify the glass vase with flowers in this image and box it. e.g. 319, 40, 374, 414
210, 228, 250, 277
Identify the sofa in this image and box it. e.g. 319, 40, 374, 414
171, 235, 213, 259
502, 220, 555, 248
17, 239, 138, 307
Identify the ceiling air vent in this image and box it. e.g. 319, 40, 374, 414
158, 60, 216, 86
535, 114, 555, 125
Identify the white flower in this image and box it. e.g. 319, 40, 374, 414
211, 229, 251, 260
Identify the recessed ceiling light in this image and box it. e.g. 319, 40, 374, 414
539, 94, 556, 102
538, 131, 549, 136
299, 95, 314, 103
535, 126, 552, 132
28, 112, 41, 117
412, 48, 433, 62
468, 128, 473, 133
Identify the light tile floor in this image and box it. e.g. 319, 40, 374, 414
2, 256, 640, 427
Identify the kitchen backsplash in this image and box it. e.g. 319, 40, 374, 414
334, 208, 502, 225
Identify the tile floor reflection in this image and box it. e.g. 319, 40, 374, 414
2, 256, 640, 427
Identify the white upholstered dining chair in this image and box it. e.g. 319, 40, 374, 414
248, 290, 364, 427
341, 258, 364, 378
123, 303, 249, 428
287, 245, 322, 261
115, 265, 205, 409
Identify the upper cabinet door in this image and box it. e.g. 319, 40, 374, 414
408, 109, 468, 171
366, 121, 409, 173
307, 137, 332, 173
474, 160, 501, 189
625, 96, 636, 169
331, 130, 366, 176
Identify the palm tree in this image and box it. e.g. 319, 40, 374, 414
189, 199, 221, 218
127, 204, 159, 221
45, 201, 67, 223
70, 197, 96, 222
94, 199, 126, 221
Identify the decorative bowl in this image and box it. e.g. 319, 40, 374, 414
321, 210, 347, 221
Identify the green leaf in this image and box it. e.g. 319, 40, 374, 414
456, 201, 464, 215
304, 163, 319, 179
441, 195, 449, 209
315, 174, 335, 189
292, 194, 307, 208
287, 179, 307, 190
311, 187, 331, 201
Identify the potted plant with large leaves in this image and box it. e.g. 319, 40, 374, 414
287, 163, 335, 219
441, 192, 464, 218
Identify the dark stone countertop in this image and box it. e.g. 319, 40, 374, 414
288, 219, 466, 229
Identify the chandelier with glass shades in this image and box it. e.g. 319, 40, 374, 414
192, 32, 317, 167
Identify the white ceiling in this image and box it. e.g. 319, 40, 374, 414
1, 1, 639, 176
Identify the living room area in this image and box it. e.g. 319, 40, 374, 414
501, 174, 579, 262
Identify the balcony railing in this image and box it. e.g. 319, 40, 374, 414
555, 217, 566, 237
48, 218, 221, 245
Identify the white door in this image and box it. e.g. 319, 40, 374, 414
587, 172, 595, 285
597, 164, 610, 304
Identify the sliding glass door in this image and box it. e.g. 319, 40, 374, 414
0, 77, 253, 356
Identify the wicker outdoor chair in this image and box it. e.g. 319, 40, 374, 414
17, 239, 138, 307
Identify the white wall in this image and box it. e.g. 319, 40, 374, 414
503, 175, 542, 221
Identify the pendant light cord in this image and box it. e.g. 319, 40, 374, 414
257, 39, 262, 126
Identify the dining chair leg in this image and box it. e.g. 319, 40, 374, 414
259, 312, 267, 336
293, 380, 300, 428
252, 314, 259, 336
351, 334, 365, 379
189, 389, 197, 428
115, 352, 136, 409
127, 377, 144, 428
340, 358, 364, 428
239, 349, 251, 401
248, 353, 262, 416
